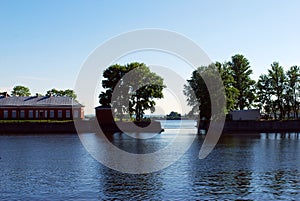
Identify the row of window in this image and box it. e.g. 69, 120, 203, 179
3, 109, 79, 119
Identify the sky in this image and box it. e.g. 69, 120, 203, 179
1, 0, 300, 115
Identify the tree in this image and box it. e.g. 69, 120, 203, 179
127, 64, 165, 121
99, 64, 133, 120
228, 54, 256, 110
267, 62, 286, 119
184, 63, 229, 120
63, 89, 77, 100
256, 64, 300, 120
256, 74, 273, 117
166, 111, 181, 120
45, 88, 77, 99
11, 85, 31, 96
184, 66, 211, 120
99, 62, 165, 121
286, 66, 300, 118
215, 62, 239, 112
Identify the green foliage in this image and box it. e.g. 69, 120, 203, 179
215, 62, 239, 112
185, 54, 300, 121
166, 111, 181, 120
11, 85, 31, 96
46, 88, 77, 99
184, 64, 228, 120
257, 63, 300, 120
268, 62, 286, 119
256, 74, 273, 116
99, 62, 165, 121
286, 66, 300, 118
228, 54, 256, 110
184, 54, 255, 121
184, 66, 210, 120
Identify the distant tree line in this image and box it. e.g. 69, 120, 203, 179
166, 111, 181, 120
184, 54, 300, 120
1, 85, 77, 100
256, 63, 300, 120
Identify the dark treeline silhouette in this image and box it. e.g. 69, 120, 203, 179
256, 63, 300, 120
184, 54, 300, 120
1, 85, 77, 100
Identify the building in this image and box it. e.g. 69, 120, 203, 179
0, 93, 84, 120
95, 106, 114, 124
229, 109, 260, 121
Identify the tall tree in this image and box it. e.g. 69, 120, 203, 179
268, 62, 286, 119
215, 62, 239, 112
286, 65, 300, 118
99, 62, 165, 121
99, 64, 134, 120
11, 85, 31, 96
256, 74, 273, 117
184, 66, 211, 120
184, 63, 232, 120
228, 54, 256, 110
127, 63, 165, 121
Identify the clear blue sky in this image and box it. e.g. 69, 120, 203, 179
1, 0, 300, 114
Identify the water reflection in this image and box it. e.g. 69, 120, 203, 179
99, 168, 164, 200
261, 132, 300, 140
0, 130, 299, 200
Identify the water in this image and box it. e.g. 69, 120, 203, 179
0, 120, 299, 200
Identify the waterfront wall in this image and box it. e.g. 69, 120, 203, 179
198, 120, 300, 134
0, 122, 79, 134
0, 120, 163, 134
97, 121, 163, 133
223, 120, 300, 133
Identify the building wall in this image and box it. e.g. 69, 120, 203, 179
95, 108, 114, 124
0, 107, 83, 120
229, 109, 260, 121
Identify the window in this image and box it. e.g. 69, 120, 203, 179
66, 110, 71, 118
39, 110, 44, 119
3, 110, 8, 119
20, 110, 25, 118
58, 110, 62, 118
12, 110, 17, 119
73, 110, 79, 119
50, 110, 54, 118
45, 110, 48, 118
29, 110, 33, 118
36, 110, 39, 118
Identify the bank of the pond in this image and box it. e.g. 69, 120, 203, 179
0, 121, 79, 134
199, 120, 300, 134
0, 120, 164, 134
2, 119, 300, 135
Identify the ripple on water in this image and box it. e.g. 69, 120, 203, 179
0, 131, 299, 200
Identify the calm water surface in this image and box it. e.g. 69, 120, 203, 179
0, 120, 299, 200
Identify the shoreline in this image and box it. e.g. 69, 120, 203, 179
1, 119, 300, 135
199, 119, 300, 134
0, 120, 164, 135
0, 121, 79, 134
